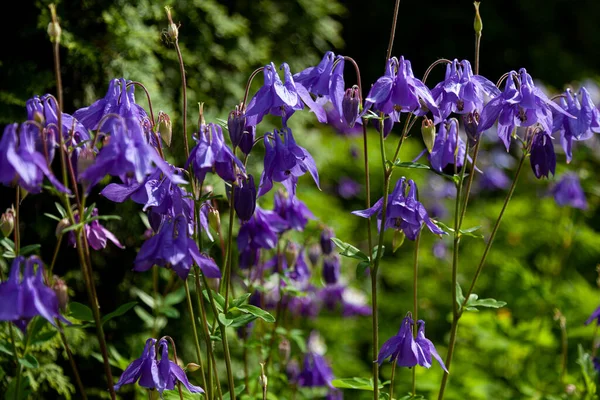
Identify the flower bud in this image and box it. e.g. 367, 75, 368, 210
0, 207, 15, 237
55, 218, 70, 237
285, 242, 299, 269
33, 111, 45, 126
239, 124, 256, 155
393, 230, 406, 253
278, 339, 291, 365
186, 363, 201, 372
227, 106, 246, 148
320, 228, 334, 255
342, 86, 360, 128
308, 244, 321, 267
233, 175, 257, 222
77, 147, 96, 178
208, 208, 220, 232
52, 276, 69, 312
47, 4, 62, 44
421, 118, 436, 152
165, 7, 179, 42
322, 254, 340, 285
157, 111, 172, 147
463, 111, 480, 147
259, 362, 268, 392
473, 1, 483, 36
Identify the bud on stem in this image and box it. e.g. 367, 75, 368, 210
473, 2, 483, 37
47, 4, 62, 44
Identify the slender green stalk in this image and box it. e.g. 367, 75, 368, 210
412, 233, 421, 396
384, 0, 402, 61
193, 268, 218, 400
9, 323, 22, 400
57, 320, 88, 399
48, 235, 63, 277
184, 280, 208, 391
389, 362, 397, 400
222, 189, 236, 310
14, 189, 20, 255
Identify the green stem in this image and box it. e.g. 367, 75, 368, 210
14, 188, 20, 255
389, 361, 396, 400
48, 235, 63, 277
222, 188, 236, 310
57, 320, 88, 399
194, 268, 218, 400
412, 233, 421, 396
9, 323, 21, 400
184, 280, 208, 391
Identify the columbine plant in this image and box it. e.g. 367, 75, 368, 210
0, 1, 598, 400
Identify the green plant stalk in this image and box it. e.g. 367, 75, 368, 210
412, 232, 421, 396
57, 320, 88, 399
14, 188, 20, 255
222, 189, 236, 311
438, 153, 526, 399
9, 322, 22, 400
184, 280, 208, 391
389, 361, 396, 400
202, 274, 236, 400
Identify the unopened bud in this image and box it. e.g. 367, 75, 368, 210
47, 5, 62, 44
52, 276, 69, 312
198, 102, 206, 133
259, 362, 268, 391
342, 86, 360, 128
228, 106, 246, 148
157, 111, 172, 147
77, 147, 96, 177
463, 111, 480, 147
285, 242, 299, 269
392, 230, 406, 253
278, 339, 291, 365
0, 208, 15, 237
320, 228, 334, 255
239, 124, 256, 156
473, 2, 483, 36
308, 244, 321, 267
421, 118, 436, 152
165, 7, 179, 42
56, 218, 70, 237
186, 363, 201, 372
208, 208, 220, 231
322, 254, 340, 285
33, 111, 45, 126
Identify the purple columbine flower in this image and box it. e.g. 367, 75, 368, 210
79, 116, 182, 192
73, 78, 149, 132
234, 174, 257, 222
237, 207, 289, 253
552, 87, 600, 162
430, 59, 500, 119
322, 254, 340, 285
337, 177, 361, 199
258, 127, 319, 197
585, 305, 600, 326
227, 106, 246, 148
294, 52, 337, 98
320, 284, 371, 318
363, 56, 441, 136
273, 190, 315, 231
378, 314, 446, 371
288, 248, 311, 282
246, 62, 303, 126
133, 215, 221, 280
27, 94, 90, 144
185, 122, 245, 184
478, 69, 573, 150
551, 173, 587, 210
0, 256, 69, 332
352, 178, 446, 240
114, 338, 203, 395
529, 131, 556, 179
68, 208, 124, 250
478, 166, 510, 191
342, 86, 361, 128
320, 228, 335, 255
0, 123, 70, 194
298, 332, 335, 389
428, 119, 468, 173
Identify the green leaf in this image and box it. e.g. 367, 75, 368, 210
30, 330, 57, 346
355, 260, 370, 280
0, 341, 14, 356
392, 160, 431, 170
223, 384, 246, 400
54, 202, 67, 218
101, 301, 138, 325
44, 213, 62, 222
133, 288, 156, 308
161, 306, 180, 319
18, 354, 39, 369
331, 238, 369, 261
332, 377, 383, 391
163, 287, 186, 306
203, 290, 225, 312
18, 244, 41, 256
69, 302, 94, 322
218, 313, 234, 327
465, 294, 507, 311
228, 313, 257, 329
460, 225, 484, 239
455, 283, 465, 311
232, 293, 251, 308
237, 304, 275, 323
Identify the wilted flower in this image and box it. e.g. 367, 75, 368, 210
478, 68, 572, 150
246, 62, 303, 126
114, 338, 203, 395
258, 127, 319, 197
0, 256, 69, 332
529, 131, 556, 179
68, 208, 124, 251
551, 173, 587, 210
185, 122, 245, 183
352, 178, 446, 240
553, 87, 600, 162
134, 215, 221, 280
430, 59, 499, 119
273, 190, 315, 231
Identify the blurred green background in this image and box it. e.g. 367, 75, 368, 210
1, 0, 600, 399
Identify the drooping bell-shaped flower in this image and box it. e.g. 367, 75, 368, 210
338, 177, 361, 198
294, 52, 337, 97
342, 86, 361, 129
0, 123, 70, 194
273, 190, 315, 231
0, 256, 69, 331
352, 178, 446, 240
237, 207, 289, 253
414, 320, 447, 371
552, 87, 600, 162
68, 208, 124, 250
133, 215, 221, 280
227, 105, 246, 148
529, 131, 556, 179
185, 122, 245, 183
320, 228, 335, 255
258, 127, 319, 197
26, 94, 90, 144
428, 119, 468, 173
298, 332, 335, 389
363, 57, 441, 133
114, 338, 203, 395
478, 68, 573, 150
246, 62, 304, 126
430, 59, 500, 119
322, 254, 340, 285
234, 174, 257, 222
551, 173, 587, 210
